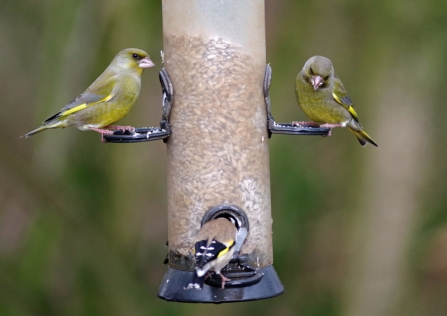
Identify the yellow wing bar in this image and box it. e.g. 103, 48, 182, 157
332, 92, 359, 120
58, 94, 113, 118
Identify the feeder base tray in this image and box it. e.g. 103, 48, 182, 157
157, 265, 284, 303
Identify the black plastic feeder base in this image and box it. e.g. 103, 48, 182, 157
157, 265, 284, 303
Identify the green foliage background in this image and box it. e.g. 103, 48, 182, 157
1, 0, 447, 315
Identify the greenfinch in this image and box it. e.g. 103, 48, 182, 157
22, 48, 154, 140
294, 56, 377, 147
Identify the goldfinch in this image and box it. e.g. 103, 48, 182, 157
186, 217, 237, 290
22, 48, 154, 141
294, 56, 378, 147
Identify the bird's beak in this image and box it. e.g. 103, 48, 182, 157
310, 75, 323, 90
138, 57, 155, 68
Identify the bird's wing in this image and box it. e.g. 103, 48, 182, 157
194, 238, 234, 268
43, 74, 118, 123
332, 76, 359, 122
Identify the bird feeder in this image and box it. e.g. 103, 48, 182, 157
159, 0, 284, 303
105, 0, 328, 304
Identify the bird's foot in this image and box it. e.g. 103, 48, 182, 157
205, 272, 212, 280
87, 128, 115, 143
292, 121, 320, 127
104, 125, 136, 134
319, 124, 344, 137
88, 127, 115, 135
319, 123, 344, 129
219, 273, 231, 289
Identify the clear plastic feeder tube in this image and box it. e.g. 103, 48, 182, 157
162, 0, 272, 270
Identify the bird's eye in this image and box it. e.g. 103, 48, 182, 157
132, 53, 140, 60
310, 68, 314, 75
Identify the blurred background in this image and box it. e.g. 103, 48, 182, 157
1, 0, 447, 315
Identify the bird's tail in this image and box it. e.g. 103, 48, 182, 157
349, 127, 378, 147
21, 126, 49, 138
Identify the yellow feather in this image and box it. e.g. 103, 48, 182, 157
332, 92, 359, 120
58, 94, 113, 118
347, 105, 359, 119
59, 103, 87, 116
332, 92, 342, 105
217, 240, 235, 258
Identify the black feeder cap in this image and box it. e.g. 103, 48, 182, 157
157, 204, 284, 303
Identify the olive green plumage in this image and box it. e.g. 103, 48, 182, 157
295, 56, 378, 147
22, 48, 154, 138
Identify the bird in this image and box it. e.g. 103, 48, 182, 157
185, 217, 238, 290
293, 55, 378, 147
22, 48, 154, 141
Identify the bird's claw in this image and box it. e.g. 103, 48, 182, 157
104, 125, 136, 134
319, 123, 344, 137
220, 273, 231, 289
319, 123, 343, 129
292, 121, 320, 127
